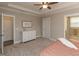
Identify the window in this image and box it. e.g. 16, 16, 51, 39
70, 17, 79, 27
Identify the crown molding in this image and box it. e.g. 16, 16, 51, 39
0, 3, 79, 18
0, 6, 41, 17
8, 4, 40, 15
41, 3, 78, 14
41, 3, 79, 17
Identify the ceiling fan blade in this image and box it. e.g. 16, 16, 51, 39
48, 2, 58, 5
34, 4, 42, 6
47, 6, 51, 9
39, 7, 43, 9
42, 2, 44, 4
46, 2, 48, 4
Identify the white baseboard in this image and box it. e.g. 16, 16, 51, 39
14, 40, 21, 44
36, 36, 41, 38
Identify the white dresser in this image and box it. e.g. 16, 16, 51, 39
22, 30, 36, 42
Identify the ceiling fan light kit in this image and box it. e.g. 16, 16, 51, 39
34, 2, 58, 10
43, 4, 48, 8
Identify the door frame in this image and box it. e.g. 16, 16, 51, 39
2, 13, 15, 45
0, 13, 3, 54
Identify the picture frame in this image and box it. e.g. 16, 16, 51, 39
23, 21, 32, 28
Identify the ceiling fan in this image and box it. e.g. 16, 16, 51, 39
34, 2, 58, 10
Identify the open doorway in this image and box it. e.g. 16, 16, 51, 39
65, 16, 79, 41
3, 14, 15, 46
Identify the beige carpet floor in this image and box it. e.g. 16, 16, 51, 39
2, 38, 53, 56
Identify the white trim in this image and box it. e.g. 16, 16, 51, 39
0, 7, 40, 17
36, 36, 40, 38
14, 40, 21, 44
1, 13, 4, 54
65, 13, 79, 17
8, 4, 40, 15
0, 3, 79, 17
41, 3, 79, 17
2, 13, 16, 45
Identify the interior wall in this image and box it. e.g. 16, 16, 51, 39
15, 14, 42, 43
51, 13, 64, 39
43, 7, 79, 40
0, 9, 42, 44
1, 4, 79, 42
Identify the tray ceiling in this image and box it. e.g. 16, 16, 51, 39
0, 2, 79, 16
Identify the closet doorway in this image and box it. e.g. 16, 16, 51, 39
42, 17, 52, 39
3, 14, 15, 46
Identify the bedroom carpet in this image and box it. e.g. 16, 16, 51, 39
2, 38, 53, 56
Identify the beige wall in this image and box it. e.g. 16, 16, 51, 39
1, 5, 79, 42
0, 9, 42, 43
52, 8, 79, 38
15, 14, 42, 43
43, 7, 79, 39
51, 13, 64, 39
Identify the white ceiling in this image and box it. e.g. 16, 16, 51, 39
0, 2, 79, 16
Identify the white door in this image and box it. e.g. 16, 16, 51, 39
42, 17, 51, 39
